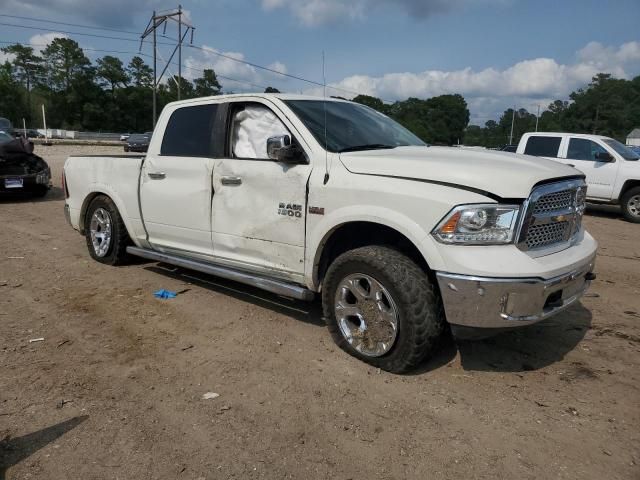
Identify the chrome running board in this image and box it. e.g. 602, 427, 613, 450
126, 246, 315, 301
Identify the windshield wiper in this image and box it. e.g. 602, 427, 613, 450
338, 144, 396, 153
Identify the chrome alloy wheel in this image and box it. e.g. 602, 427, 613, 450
89, 207, 113, 257
334, 273, 399, 357
628, 194, 640, 218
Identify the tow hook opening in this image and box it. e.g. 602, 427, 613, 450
544, 290, 563, 310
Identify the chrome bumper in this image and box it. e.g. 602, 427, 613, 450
436, 255, 596, 329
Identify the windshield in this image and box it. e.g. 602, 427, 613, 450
284, 100, 425, 153
0, 131, 12, 143
604, 138, 639, 160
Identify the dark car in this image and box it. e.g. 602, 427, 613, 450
0, 117, 14, 137
125, 132, 152, 152
0, 133, 51, 197
499, 144, 518, 153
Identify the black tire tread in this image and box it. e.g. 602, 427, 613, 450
621, 186, 640, 223
322, 245, 445, 373
85, 195, 131, 265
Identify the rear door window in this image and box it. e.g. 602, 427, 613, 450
567, 138, 608, 161
160, 104, 218, 157
523, 136, 562, 157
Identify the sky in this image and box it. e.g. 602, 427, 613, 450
0, 0, 639, 124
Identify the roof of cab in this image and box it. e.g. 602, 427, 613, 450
164, 92, 352, 108
522, 131, 614, 141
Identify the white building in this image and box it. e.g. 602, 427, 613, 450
627, 128, 640, 146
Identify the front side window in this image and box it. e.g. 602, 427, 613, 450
160, 104, 218, 157
231, 104, 290, 159
285, 100, 425, 153
523, 136, 562, 157
567, 138, 608, 161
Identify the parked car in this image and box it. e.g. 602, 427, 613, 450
0, 117, 14, 137
64, 94, 596, 372
124, 132, 152, 152
0, 134, 51, 197
499, 144, 518, 153
517, 132, 640, 222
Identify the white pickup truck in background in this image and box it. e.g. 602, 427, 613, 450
63, 94, 597, 372
517, 132, 640, 222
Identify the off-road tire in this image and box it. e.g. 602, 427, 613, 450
621, 186, 640, 223
322, 246, 446, 373
85, 195, 131, 265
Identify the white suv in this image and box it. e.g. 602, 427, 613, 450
517, 132, 640, 222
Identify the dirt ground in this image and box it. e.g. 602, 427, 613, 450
1, 145, 639, 480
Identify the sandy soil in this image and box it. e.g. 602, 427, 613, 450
1, 145, 639, 479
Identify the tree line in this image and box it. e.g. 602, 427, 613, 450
1, 38, 637, 143
0, 38, 225, 133
463, 74, 640, 147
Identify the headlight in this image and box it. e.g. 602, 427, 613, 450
432, 204, 520, 245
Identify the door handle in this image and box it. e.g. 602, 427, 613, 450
221, 176, 242, 186
567, 164, 575, 167
147, 172, 166, 180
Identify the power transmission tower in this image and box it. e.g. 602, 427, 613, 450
140, 5, 195, 127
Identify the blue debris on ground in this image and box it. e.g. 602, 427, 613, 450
153, 289, 177, 299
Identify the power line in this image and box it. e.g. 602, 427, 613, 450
0, 21, 175, 45
0, 16, 389, 101
0, 14, 141, 36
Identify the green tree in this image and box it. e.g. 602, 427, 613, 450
127, 56, 153, 87
96, 55, 128, 94
264, 86, 280, 93
41, 38, 91, 91
194, 69, 222, 97
352, 94, 388, 114
0, 44, 43, 122
0, 61, 21, 124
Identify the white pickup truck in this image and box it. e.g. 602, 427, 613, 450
63, 94, 597, 372
517, 132, 640, 222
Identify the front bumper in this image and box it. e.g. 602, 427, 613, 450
436, 253, 596, 329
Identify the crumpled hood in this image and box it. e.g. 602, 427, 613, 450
339, 146, 581, 199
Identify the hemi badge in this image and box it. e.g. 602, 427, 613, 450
309, 206, 325, 215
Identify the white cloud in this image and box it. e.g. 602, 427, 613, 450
0, 51, 15, 63
305, 41, 640, 123
262, 0, 509, 26
183, 46, 289, 91
29, 32, 69, 53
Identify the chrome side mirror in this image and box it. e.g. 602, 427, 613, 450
267, 134, 291, 160
267, 135, 305, 163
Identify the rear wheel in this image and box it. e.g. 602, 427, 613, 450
621, 186, 640, 223
84, 195, 131, 265
322, 246, 446, 373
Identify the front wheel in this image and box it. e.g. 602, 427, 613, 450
621, 187, 640, 223
322, 246, 446, 373
84, 195, 131, 265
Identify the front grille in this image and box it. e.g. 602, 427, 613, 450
533, 190, 574, 214
518, 179, 586, 253
526, 221, 569, 249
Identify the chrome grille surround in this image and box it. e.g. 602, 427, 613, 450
517, 179, 587, 255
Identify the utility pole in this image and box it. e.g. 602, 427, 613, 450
535, 104, 540, 132
509, 107, 516, 145
140, 6, 195, 126
178, 5, 182, 100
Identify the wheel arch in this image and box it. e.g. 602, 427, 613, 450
311, 220, 438, 290
79, 190, 134, 238
620, 179, 640, 200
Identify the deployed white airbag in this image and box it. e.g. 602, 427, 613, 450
232, 105, 290, 159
